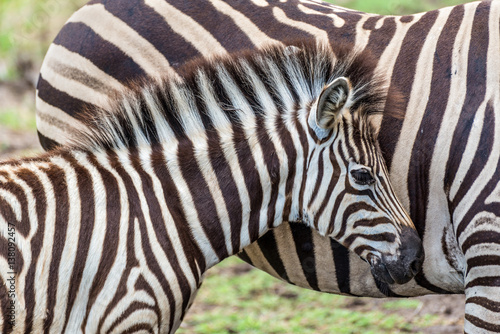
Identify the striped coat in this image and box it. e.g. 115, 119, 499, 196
2, 42, 422, 333
35, 0, 500, 332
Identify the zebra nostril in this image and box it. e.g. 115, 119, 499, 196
410, 256, 423, 276
410, 260, 422, 275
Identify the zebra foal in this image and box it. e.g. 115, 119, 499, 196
1, 42, 422, 333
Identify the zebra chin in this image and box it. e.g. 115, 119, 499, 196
366, 226, 425, 285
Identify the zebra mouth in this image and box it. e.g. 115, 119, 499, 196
368, 257, 395, 285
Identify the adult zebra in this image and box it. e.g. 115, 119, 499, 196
36, 0, 500, 333
2, 41, 421, 333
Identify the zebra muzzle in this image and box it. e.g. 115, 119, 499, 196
368, 227, 425, 285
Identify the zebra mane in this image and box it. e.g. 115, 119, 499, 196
71, 40, 395, 151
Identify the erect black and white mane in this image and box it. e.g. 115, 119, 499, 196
71, 41, 393, 151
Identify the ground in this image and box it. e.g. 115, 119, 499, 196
0, 82, 465, 333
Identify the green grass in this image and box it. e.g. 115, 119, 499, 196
328, 0, 470, 15
0, 107, 37, 131
0, 0, 86, 80
178, 257, 443, 334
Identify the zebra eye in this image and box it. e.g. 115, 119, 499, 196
350, 168, 375, 185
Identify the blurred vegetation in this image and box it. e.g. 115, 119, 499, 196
0, 0, 86, 81
330, 0, 469, 15
178, 257, 445, 334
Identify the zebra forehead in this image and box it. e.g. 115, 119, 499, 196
70, 39, 398, 151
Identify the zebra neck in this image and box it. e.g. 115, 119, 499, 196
144, 126, 299, 268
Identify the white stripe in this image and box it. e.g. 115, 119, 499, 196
48, 156, 82, 334
389, 7, 454, 211
144, 0, 227, 56
83, 151, 130, 333
115, 147, 179, 330
216, 65, 274, 236
272, 7, 328, 41
36, 94, 87, 146
32, 166, 57, 331
66, 151, 108, 332
40, 58, 112, 111
250, 0, 269, 7
69, 4, 176, 78
163, 140, 221, 267
297, 3, 346, 28
208, 0, 280, 47
453, 2, 500, 227
196, 71, 252, 250
41, 43, 125, 93
275, 223, 312, 289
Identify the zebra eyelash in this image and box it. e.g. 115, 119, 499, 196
350, 168, 375, 185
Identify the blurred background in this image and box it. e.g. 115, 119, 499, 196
0, 0, 470, 333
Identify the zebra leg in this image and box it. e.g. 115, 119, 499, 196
461, 214, 500, 333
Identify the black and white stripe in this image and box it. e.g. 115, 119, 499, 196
35, 0, 500, 332
3, 42, 422, 333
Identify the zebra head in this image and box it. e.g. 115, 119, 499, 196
297, 55, 424, 285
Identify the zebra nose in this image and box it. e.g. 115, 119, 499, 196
370, 226, 424, 285
389, 226, 425, 283
400, 226, 425, 274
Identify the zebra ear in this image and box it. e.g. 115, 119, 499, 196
315, 77, 351, 129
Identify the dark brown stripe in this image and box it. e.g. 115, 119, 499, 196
461, 231, 500, 255
362, 16, 397, 62
331, 239, 351, 295
130, 149, 193, 315
289, 223, 319, 290
255, 230, 290, 282
467, 296, 500, 313
14, 169, 48, 333
52, 22, 146, 82
188, 79, 244, 254
101, 0, 200, 70
37, 75, 96, 121
378, 9, 439, 166
446, 2, 490, 213
465, 276, 500, 289
68, 152, 109, 332
41, 162, 70, 333
307, 147, 326, 208
466, 255, 500, 275
177, 140, 229, 260
167, 0, 254, 53
465, 314, 500, 333
312, 134, 341, 231
151, 150, 206, 279
37, 130, 59, 151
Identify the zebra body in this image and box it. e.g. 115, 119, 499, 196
2, 42, 422, 333
35, 0, 500, 332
